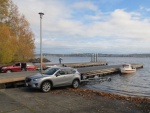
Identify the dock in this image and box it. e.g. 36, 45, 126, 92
79, 64, 143, 77
39, 61, 107, 69
0, 63, 143, 88
64, 62, 107, 68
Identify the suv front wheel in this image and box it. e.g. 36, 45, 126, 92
72, 80, 79, 88
41, 81, 52, 92
6, 70, 12, 73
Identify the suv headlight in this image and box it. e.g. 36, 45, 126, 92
33, 78, 41, 81
2, 67, 7, 69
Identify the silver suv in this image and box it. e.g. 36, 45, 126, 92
25, 66, 81, 92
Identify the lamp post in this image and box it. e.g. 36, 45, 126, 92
39, 12, 44, 73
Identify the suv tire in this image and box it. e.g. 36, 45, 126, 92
41, 81, 52, 92
72, 79, 79, 88
6, 70, 12, 73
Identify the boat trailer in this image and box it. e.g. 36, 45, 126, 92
80, 75, 111, 85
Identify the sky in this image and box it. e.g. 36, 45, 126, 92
13, 0, 150, 54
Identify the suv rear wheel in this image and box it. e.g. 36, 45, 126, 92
72, 80, 79, 88
41, 81, 52, 92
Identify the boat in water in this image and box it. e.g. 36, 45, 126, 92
120, 64, 136, 74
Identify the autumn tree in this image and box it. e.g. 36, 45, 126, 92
0, 0, 16, 63
0, 0, 35, 63
0, 0, 9, 23
0, 23, 17, 63
13, 15, 35, 62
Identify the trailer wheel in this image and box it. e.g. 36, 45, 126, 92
107, 77, 111, 82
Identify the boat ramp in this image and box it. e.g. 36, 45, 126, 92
0, 62, 143, 89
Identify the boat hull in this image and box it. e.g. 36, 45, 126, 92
121, 69, 136, 74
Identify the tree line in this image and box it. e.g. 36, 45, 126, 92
0, 0, 35, 64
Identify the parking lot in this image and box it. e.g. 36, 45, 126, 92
0, 87, 149, 113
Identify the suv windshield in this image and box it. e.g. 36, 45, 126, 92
45, 68, 59, 75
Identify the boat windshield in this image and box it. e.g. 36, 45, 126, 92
123, 65, 130, 68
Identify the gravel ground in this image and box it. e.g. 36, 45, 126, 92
0, 87, 150, 113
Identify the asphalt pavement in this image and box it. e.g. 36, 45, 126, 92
0, 87, 149, 113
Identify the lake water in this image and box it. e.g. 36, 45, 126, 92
45, 56, 150, 98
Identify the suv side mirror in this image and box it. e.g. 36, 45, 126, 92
56, 73, 60, 77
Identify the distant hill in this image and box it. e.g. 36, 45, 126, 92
35, 53, 150, 57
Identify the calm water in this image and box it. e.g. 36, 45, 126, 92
45, 56, 150, 98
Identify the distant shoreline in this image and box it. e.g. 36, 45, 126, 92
35, 53, 150, 57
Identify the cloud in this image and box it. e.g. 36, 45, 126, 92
13, 0, 150, 53
140, 6, 150, 12
72, 1, 98, 11
83, 9, 150, 40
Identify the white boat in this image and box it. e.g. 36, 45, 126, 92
120, 64, 136, 74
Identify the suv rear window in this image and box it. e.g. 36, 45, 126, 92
66, 69, 76, 74
15, 63, 20, 66
27, 63, 34, 66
